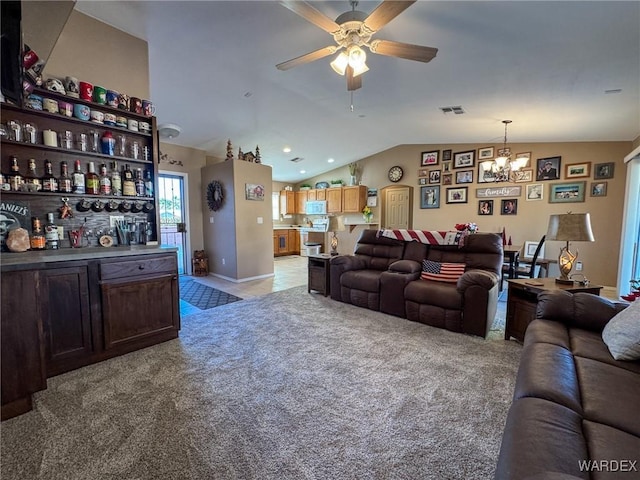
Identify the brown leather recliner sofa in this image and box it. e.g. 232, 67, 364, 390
495, 291, 640, 479
329, 230, 503, 337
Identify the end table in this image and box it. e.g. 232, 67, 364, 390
505, 278, 602, 342
308, 253, 332, 296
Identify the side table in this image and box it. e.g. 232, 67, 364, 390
308, 253, 332, 296
505, 278, 602, 342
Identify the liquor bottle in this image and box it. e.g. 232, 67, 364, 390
25, 158, 42, 192
134, 168, 145, 197
110, 161, 122, 196
44, 213, 59, 250
85, 161, 100, 195
72, 160, 86, 194
99, 163, 112, 195
7, 156, 23, 191
122, 164, 136, 196
144, 169, 154, 198
29, 217, 46, 250
41, 159, 59, 193
58, 161, 73, 193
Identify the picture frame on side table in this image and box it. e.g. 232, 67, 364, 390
549, 181, 586, 203
421, 150, 439, 166
453, 150, 475, 169
420, 185, 440, 209
594, 162, 614, 179
590, 181, 607, 197
565, 162, 591, 179
446, 186, 468, 204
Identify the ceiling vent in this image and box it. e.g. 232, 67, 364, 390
289, 157, 304, 163
439, 106, 465, 115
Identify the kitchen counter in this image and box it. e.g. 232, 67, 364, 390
0, 245, 177, 269
273, 225, 302, 230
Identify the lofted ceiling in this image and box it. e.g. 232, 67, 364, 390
73, 1, 640, 183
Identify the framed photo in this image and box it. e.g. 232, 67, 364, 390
524, 241, 544, 259
453, 150, 475, 169
536, 156, 561, 181
512, 169, 533, 183
245, 183, 265, 201
455, 170, 473, 184
446, 186, 468, 204
478, 199, 493, 216
417, 168, 429, 177
501, 198, 518, 215
418, 177, 428, 185
420, 185, 440, 209
442, 161, 452, 173
442, 149, 452, 161
526, 183, 544, 201
421, 151, 439, 166
515, 151, 531, 167
442, 173, 453, 185
594, 162, 614, 179
429, 170, 441, 184
590, 181, 607, 197
478, 147, 494, 160
565, 162, 591, 179
549, 181, 586, 203
497, 147, 511, 158
477, 164, 503, 183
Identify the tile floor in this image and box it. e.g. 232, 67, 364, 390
179, 255, 308, 315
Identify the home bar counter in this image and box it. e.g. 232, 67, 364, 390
1, 247, 180, 420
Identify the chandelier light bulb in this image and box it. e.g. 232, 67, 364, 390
348, 46, 367, 69
330, 52, 349, 76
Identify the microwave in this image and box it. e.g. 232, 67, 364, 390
305, 200, 327, 215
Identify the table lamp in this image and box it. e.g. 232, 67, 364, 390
328, 215, 345, 256
546, 212, 594, 284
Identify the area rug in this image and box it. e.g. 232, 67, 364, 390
179, 277, 242, 310
0, 286, 521, 480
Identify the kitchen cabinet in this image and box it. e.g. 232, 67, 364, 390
326, 187, 343, 213
295, 190, 308, 214
288, 229, 300, 254
273, 229, 299, 256
307, 189, 317, 201
342, 185, 367, 213
0, 91, 160, 247
316, 189, 326, 201
280, 190, 295, 215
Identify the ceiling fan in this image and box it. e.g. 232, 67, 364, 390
276, 0, 438, 91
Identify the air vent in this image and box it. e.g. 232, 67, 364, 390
439, 105, 465, 115
289, 157, 304, 163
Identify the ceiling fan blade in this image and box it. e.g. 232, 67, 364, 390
280, 1, 340, 34
346, 65, 362, 92
369, 39, 438, 63
363, 0, 416, 32
276, 46, 338, 71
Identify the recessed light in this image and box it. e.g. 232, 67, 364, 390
328, 158, 335, 163
283, 146, 292, 153
300, 170, 306, 174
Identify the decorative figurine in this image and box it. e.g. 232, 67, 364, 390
226, 139, 234, 161
59, 197, 73, 219
255, 145, 261, 163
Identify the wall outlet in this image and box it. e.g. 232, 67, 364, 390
257, 216, 263, 224
210, 216, 214, 224
222, 258, 225, 265
575, 261, 583, 271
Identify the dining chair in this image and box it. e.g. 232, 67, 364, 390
501, 235, 546, 285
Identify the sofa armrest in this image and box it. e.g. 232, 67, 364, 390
457, 269, 499, 292
388, 259, 422, 274
536, 291, 628, 333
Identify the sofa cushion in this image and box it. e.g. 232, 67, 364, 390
420, 259, 465, 283
602, 299, 640, 361
340, 269, 382, 293
404, 279, 462, 310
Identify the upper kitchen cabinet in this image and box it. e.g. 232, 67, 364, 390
280, 190, 295, 215
295, 190, 307, 214
342, 185, 367, 213
326, 187, 342, 213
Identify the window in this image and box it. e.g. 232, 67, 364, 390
272, 192, 280, 221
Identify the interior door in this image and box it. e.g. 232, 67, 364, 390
158, 173, 189, 274
384, 186, 411, 229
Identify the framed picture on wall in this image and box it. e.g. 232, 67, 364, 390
446, 186, 468, 204
455, 170, 473, 184
526, 183, 544, 201
501, 198, 518, 215
478, 147, 494, 160
429, 170, 441, 184
549, 181, 586, 203
536, 156, 561, 181
478, 199, 493, 215
442, 174, 453, 185
565, 162, 591, 179
594, 162, 614, 179
590, 181, 607, 197
420, 185, 440, 209
442, 149, 452, 161
453, 150, 475, 169
421, 151, 439, 166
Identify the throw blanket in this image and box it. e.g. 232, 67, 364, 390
378, 229, 464, 246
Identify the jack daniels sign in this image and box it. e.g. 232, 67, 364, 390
0, 200, 31, 251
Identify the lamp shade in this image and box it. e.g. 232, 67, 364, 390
328, 215, 345, 232
546, 213, 595, 242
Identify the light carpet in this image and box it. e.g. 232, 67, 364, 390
0, 286, 520, 480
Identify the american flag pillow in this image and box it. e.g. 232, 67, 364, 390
421, 260, 466, 283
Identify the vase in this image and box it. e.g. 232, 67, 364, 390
363, 214, 372, 223
350, 175, 357, 186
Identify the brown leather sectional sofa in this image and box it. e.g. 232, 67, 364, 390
495, 291, 640, 479
329, 230, 503, 337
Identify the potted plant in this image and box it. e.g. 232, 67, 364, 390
299, 183, 312, 190
330, 179, 344, 187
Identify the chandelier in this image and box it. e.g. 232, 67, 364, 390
480, 120, 527, 182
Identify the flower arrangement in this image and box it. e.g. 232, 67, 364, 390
362, 205, 373, 223
348, 162, 358, 176
454, 222, 478, 233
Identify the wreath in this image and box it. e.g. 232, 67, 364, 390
207, 180, 224, 211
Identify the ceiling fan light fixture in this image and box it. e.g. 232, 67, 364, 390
351, 61, 369, 77
330, 52, 349, 75
348, 45, 366, 69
